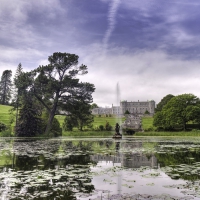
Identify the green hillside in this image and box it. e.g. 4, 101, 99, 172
93, 116, 124, 128
55, 115, 125, 129
0, 105, 13, 125
0, 105, 154, 134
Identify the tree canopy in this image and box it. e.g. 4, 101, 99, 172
155, 94, 174, 112
153, 94, 200, 131
91, 103, 98, 109
62, 82, 95, 131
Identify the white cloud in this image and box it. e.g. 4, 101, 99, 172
103, 0, 121, 50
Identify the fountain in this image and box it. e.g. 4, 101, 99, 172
113, 83, 122, 138
113, 122, 122, 138
116, 82, 122, 124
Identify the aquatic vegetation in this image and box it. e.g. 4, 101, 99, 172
0, 137, 200, 199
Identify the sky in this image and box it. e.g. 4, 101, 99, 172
1, 0, 200, 107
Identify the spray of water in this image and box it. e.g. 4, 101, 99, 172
116, 82, 122, 132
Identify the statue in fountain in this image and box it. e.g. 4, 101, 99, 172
113, 123, 122, 138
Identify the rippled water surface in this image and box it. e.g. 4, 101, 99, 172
1, 137, 200, 199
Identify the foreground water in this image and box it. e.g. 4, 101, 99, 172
1, 137, 200, 199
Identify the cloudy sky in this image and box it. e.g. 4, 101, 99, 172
1, 0, 200, 107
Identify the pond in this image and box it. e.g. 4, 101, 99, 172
1, 137, 200, 200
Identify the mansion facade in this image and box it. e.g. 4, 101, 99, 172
92, 100, 155, 116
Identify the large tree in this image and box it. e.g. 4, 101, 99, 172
153, 94, 200, 131
18, 52, 95, 135
0, 70, 12, 105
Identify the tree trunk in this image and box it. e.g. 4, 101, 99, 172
183, 123, 186, 131
44, 96, 58, 136
44, 110, 55, 135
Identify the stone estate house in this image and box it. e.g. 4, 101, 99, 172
91, 100, 155, 116
120, 100, 155, 115
91, 104, 121, 115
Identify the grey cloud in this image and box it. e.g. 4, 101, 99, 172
79, 46, 200, 106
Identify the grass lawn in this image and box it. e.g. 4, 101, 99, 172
55, 115, 124, 136
55, 115, 125, 129
93, 116, 125, 128
142, 116, 154, 130
0, 105, 13, 125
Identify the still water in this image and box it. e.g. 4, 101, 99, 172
0, 137, 200, 200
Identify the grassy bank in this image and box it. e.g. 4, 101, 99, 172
135, 131, 200, 137
62, 130, 114, 137
62, 130, 200, 137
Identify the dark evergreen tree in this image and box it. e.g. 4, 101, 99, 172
0, 70, 12, 105
63, 115, 78, 131
11, 63, 23, 128
16, 92, 43, 137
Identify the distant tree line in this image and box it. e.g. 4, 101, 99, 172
0, 52, 95, 137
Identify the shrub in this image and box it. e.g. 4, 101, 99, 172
98, 114, 101, 117
0, 122, 7, 132
42, 113, 62, 137
105, 121, 112, 131
63, 116, 77, 131
87, 124, 93, 129
0, 126, 12, 137
124, 110, 130, 114
94, 125, 100, 131
144, 126, 155, 132
51, 118, 62, 137
99, 125, 104, 131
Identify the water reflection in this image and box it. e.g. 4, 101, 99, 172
0, 139, 95, 200
90, 140, 158, 169
0, 138, 200, 199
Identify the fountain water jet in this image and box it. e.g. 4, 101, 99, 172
116, 82, 122, 127
113, 82, 122, 138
